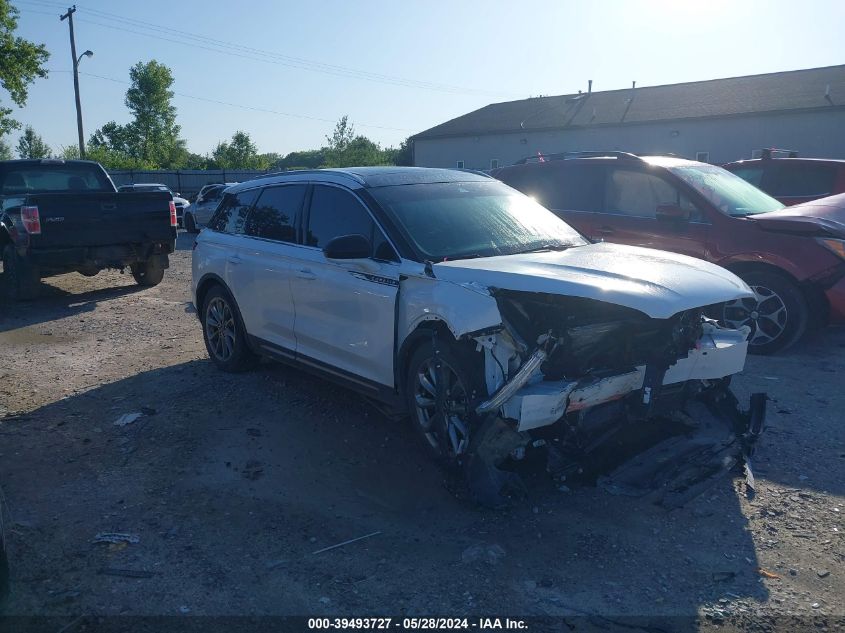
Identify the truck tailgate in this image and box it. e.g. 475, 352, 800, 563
26, 192, 174, 249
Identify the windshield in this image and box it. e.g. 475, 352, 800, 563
669, 164, 784, 216
368, 180, 587, 261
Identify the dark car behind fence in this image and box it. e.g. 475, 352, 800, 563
108, 169, 275, 199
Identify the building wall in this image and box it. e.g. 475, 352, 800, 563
413, 109, 845, 169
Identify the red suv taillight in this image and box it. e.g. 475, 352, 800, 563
21, 206, 41, 235
169, 200, 178, 228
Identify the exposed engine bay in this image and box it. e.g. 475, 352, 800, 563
455, 290, 765, 507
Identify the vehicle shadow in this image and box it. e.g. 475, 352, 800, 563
1, 357, 767, 622
735, 325, 845, 497
0, 280, 145, 334
175, 231, 196, 251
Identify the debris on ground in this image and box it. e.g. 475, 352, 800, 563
97, 567, 155, 578
312, 531, 381, 555
113, 412, 143, 427
460, 543, 506, 565
93, 532, 140, 545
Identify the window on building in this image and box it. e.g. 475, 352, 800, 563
456, 160, 465, 169
244, 184, 307, 243
695, 152, 710, 163
208, 188, 260, 234
490, 159, 500, 169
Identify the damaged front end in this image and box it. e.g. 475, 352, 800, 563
463, 290, 766, 507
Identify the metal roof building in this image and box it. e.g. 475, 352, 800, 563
411, 65, 845, 169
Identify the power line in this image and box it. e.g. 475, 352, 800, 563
47, 69, 415, 133
18, 0, 518, 98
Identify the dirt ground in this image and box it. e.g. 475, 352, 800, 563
1, 232, 843, 630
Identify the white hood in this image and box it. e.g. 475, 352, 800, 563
433, 242, 752, 319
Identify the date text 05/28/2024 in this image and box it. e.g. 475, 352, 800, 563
307, 618, 528, 630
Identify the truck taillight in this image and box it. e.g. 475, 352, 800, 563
21, 206, 41, 235
169, 200, 178, 228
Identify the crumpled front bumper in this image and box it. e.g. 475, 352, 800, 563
500, 323, 749, 432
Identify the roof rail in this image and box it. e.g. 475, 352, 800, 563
513, 151, 643, 165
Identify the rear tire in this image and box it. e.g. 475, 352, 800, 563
131, 257, 165, 287
201, 285, 257, 372
722, 270, 808, 355
2, 244, 40, 301
184, 212, 198, 234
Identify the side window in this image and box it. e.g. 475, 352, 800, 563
731, 167, 764, 188
605, 169, 703, 220
208, 189, 260, 234
244, 185, 306, 243
767, 164, 836, 197
306, 185, 396, 260
500, 165, 605, 212
205, 186, 223, 201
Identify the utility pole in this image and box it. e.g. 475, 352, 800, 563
60, 6, 85, 158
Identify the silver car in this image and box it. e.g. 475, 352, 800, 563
184, 183, 237, 233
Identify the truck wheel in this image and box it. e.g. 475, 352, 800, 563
404, 338, 483, 468
201, 285, 256, 372
722, 271, 808, 355
130, 257, 165, 287
2, 244, 41, 301
184, 213, 198, 234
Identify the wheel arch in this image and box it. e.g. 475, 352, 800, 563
195, 273, 231, 323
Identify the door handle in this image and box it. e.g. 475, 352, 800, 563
296, 268, 317, 280
227, 255, 242, 265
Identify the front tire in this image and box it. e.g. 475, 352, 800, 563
130, 257, 165, 287
2, 244, 40, 301
404, 338, 483, 468
201, 285, 256, 372
722, 271, 808, 355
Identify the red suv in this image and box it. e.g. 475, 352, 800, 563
493, 152, 845, 354
724, 154, 845, 206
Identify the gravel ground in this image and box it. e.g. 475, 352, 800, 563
1, 233, 843, 630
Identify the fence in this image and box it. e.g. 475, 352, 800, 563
107, 169, 273, 198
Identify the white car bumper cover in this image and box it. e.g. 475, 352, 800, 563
503, 324, 750, 432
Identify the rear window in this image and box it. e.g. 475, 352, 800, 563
0, 164, 112, 194
766, 163, 837, 198
498, 164, 606, 212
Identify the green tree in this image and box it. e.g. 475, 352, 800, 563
325, 115, 355, 153
276, 149, 324, 170
89, 60, 186, 168
211, 131, 268, 169
0, 137, 11, 160
0, 1, 49, 136
16, 125, 50, 158
390, 137, 414, 166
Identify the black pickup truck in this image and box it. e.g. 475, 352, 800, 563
0, 159, 177, 301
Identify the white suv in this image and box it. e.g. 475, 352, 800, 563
192, 168, 762, 500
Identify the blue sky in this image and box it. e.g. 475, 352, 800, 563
6, 0, 845, 157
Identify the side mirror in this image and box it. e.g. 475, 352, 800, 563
655, 203, 690, 222
323, 234, 372, 260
